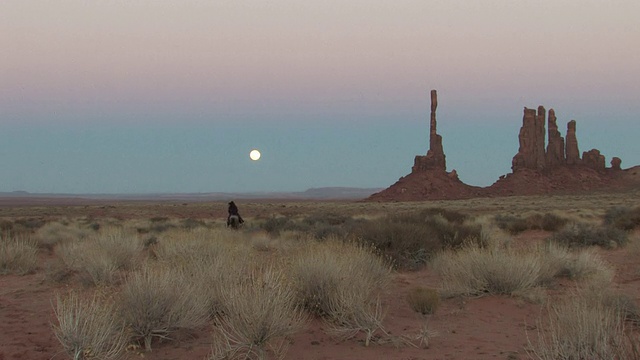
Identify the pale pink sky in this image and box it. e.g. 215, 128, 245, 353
2, 0, 639, 123
1, 1, 639, 193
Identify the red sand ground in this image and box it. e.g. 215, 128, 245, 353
3, 229, 639, 360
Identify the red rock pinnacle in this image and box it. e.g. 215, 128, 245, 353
546, 109, 565, 168
565, 120, 581, 165
412, 90, 446, 172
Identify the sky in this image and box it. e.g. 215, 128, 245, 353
1, 0, 639, 194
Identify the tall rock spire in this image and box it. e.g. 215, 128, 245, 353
565, 120, 580, 165
413, 90, 446, 172
546, 109, 565, 168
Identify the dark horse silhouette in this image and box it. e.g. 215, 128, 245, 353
227, 214, 241, 229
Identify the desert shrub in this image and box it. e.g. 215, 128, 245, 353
180, 218, 208, 229
290, 239, 392, 317
431, 243, 552, 297
529, 291, 640, 360
323, 289, 386, 346
289, 239, 392, 345
407, 287, 440, 315
13, 217, 47, 232
603, 206, 640, 231
118, 266, 209, 351
56, 228, 142, 286
352, 212, 483, 270
210, 265, 306, 360
52, 290, 128, 360
0, 219, 14, 233
35, 222, 91, 252
494, 214, 529, 234
603, 293, 640, 328
260, 216, 295, 237
302, 212, 352, 226
494, 213, 568, 234
0, 235, 38, 275
549, 222, 628, 249
418, 208, 470, 224
259, 213, 355, 239
153, 230, 251, 317
151, 228, 239, 265
561, 248, 614, 284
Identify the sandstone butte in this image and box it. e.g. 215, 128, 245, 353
368, 90, 640, 201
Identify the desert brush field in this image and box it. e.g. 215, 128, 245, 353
1, 191, 640, 360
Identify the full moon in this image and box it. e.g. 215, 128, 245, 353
249, 149, 261, 161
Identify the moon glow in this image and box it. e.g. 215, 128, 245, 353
249, 149, 261, 161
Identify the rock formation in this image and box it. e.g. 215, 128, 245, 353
546, 109, 565, 168
582, 149, 606, 170
368, 91, 635, 202
511, 107, 614, 173
512, 106, 547, 172
565, 120, 580, 165
369, 90, 479, 201
412, 90, 446, 172
611, 157, 622, 171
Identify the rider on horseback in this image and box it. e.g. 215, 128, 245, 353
227, 201, 244, 227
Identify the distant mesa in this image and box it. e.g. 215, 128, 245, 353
368, 90, 639, 202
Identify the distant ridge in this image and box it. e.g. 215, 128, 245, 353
0, 187, 383, 203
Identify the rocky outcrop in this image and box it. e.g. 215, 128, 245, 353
412, 90, 446, 172
611, 157, 622, 171
565, 120, 580, 165
582, 149, 606, 170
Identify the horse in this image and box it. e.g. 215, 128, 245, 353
227, 215, 241, 229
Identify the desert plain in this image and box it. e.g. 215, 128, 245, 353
1, 190, 640, 360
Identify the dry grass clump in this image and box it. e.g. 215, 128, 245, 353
52, 290, 128, 360
118, 265, 209, 351
407, 287, 441, 315
35, 221, 93, 252
548, 222, 628, 249
210, 265, 306, 360
289, 239, 392, 345
432, 239, 615, 301
150, 228, 232, 264
431, 242, 554, 298
529, 289, 640, 360
290, 239, 392, 316
0, 235, 39, 275
56, 228, 143, 286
